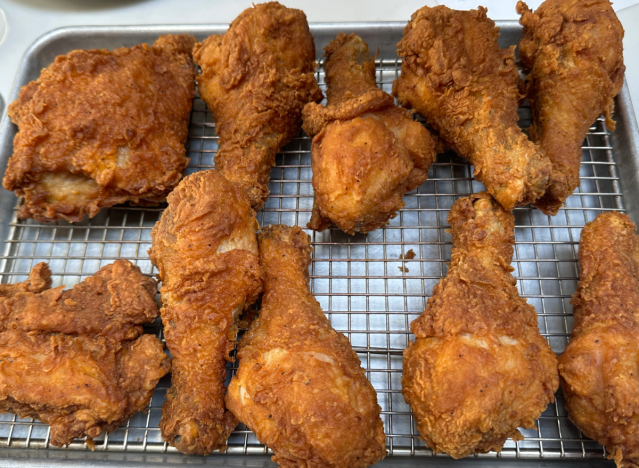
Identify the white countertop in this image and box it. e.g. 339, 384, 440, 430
0, 0, 637, 120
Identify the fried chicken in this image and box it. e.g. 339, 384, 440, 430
4, 34, 197, 223
518, 0, 625, 215
149, 169, 262, 455
193, 2, 323, 211
302, 33, 435, 234
0, 261, 170, 447
226, 225, 386, 467
0, 260, 158, 342
393, 6, 551, 211
559, 212, 639, 467
402, 192, 558, 458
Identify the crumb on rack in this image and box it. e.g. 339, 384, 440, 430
399, 249, 416, 260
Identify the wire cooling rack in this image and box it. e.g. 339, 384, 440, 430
0, 56, 624, 462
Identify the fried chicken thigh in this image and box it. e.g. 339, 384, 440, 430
226, 225, 386, 467
149, 169, 262, 454
301, 33, 435, 235
559, 212, 639, 467
518, 0, 625, 215
0, 260, 170, 447
193, 2, 323, 210
393, 6, 551, 211
402, 193, 558, 458
5, 34, 197, 222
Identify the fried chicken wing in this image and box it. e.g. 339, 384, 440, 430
0, 260, 158, 341
518, 0, 625, 215
0, 261, 170, 447
193, 2, 323, 210
149, 169, 262, 455
558, 212, 639, 467
393, 6, 551, 211
226, 225, 386, 467
4, 34, 197, 223
302, 33, 435, 234
402, 192, 558, 458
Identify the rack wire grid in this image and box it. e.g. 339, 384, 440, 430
0, 55, 624, 463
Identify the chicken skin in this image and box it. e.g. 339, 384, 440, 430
302, 33, 435, 234
193, 2, 323, 211
402, 192, 558, 458
0, 261, 170, 447
393, 6, 551, 211
559, 212, 639, 467
518, 0, 625, 215
149, 169, 263, 455
5, 34, 197, 222
226, 225, 386, 468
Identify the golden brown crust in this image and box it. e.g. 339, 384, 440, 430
518, 0, 625, 215
0, 261, 169, 447
0, 331, 170, 447
402, 192, 558, 458
149, 169, 262, 455
193, 2, 323, 211
559, 212, 639, 467
0, 262, 52, 297
226, 224, 386, 467
302, 33, 435, 235
5, 34, 197, 223
0, 260, 158, 342
393, 6, 551, 211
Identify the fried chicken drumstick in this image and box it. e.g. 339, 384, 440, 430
559, 212, 639, 467
226, 225, 386, 467
149, 169, 262, 454
5, 34, 197, 222
393, 6, 550, 211
402, 193, 558, 458
193, 2, 323, 211
518, 0, 625, 215
0, 260, 170, 447
302, 33, 435, 234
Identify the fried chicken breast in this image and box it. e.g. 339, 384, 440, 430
0, 261, 169, 447
149, 169, 262, 455
5, 34, 197, 223
559, 212, 639, 467
393, 6, 551, 211
302, 33, 435, 234
193, 2, 323, 210
226, 225, 386, 468
518, 0, 625, 215
402, 192, 558, 458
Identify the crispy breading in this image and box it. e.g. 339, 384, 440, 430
149, 169, 263, 455
193, 2, 323, 210
5, 34, 197, 222
559, 212, 639, 467
0, 262, 51, 297
0, 331, 169, 447
393, 6, 550, 211
302, 33, 435, 234
402, 193, 558, 458
0, 260, 169, 447
518, 0, 625, 215
226, 225, 386, 467
0, 260, 158, 342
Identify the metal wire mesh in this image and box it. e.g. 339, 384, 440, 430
0, 55, 624, 462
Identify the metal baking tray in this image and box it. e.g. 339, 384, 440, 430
0, 22, 637, 468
